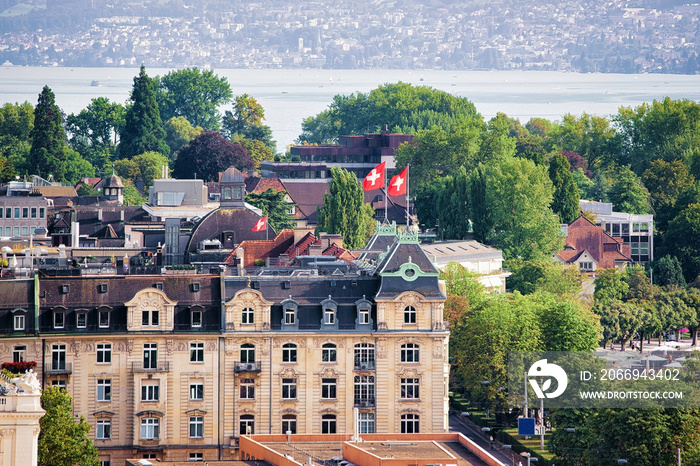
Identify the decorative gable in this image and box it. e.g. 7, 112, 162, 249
124, 288, 177, 331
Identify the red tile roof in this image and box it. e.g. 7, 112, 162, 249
226, 230, 295, 267
558, 216, 633, 269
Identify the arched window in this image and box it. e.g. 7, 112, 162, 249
354, 343, 375, 370
322, 343, 336, 363
240, 414, 255, 436
282, 414, 297, 434
242, 307, 254, 324
403, 305, 416, 324
240, 343, 255, 363
282, 343, 297, 363
322, 414, 337, 434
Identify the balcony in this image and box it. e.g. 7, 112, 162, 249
45, 362, 72, 375
354, 398, 375, 408
131, 361, 170, 373
354, 361, 376, 371
234, 361, 262, 373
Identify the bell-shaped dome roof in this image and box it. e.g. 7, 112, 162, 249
220, 166, 244, 184
102, 173, 124, 189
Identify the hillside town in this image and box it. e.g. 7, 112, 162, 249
0, 0, 698, 73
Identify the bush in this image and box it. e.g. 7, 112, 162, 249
254, 259, 266, 267
2, 360, 37, 374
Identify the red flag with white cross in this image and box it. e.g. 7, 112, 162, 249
252, 216, 267, 232
388, 167, 408, 197
362, 161, 385, 191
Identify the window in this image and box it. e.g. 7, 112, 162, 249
190, 382, 203, 401
322, 378, 336, 399
143, 343, 157, 369
240, 415, 255, 436
54, 311, 65, 329
3, 207, 9, 218
354, 343, 375, 370
143, 454, 157, 460
96, 420, 111, 439
579, 261, 593, 271
101, 460, 111, 466
99, 284, 108, 293
4, 226, 9, 236
322, 343, 336, 363
52, 344, 66, 371
282, 378, 297, 399
97, 379, 112, 401
13, 226, 19, 236
401, 343, 420, 363
52, 380, 67, 389
189, 416, 204, 438
401, 378, 420, 399
191, 283, 200, 292
284, 306, 296, 325
358, 308, 370, 325
61, 284, 69, 294
142, 309, 159, 326
12, 345, 26, 362
282, 343, 297, 363
191, 309, 202, 328
240, 378, 255, 399
359, 412, 375, 433
141, 418, 160, 439
97, 343, 111, 364
354, 375, 375, 406
39, 207, 45, 219
13, 314, 25, 331
322, 414, 336, 434
403, 305, 417, 324
30, 207, 37, 219
189, 453, 203, 462
242, 307, 254, 324
21, 226, 28, 236
22, 207, 28, 218
13, 207, 19, 219
190, 342, 204, 363
77, 312, 87, 329
323, 307, 335, 325
141, 383, 159, 402
281, 415, 296, 434
240, 344, 255, 363
401, 414, 419, 433
99, 310, 110, 328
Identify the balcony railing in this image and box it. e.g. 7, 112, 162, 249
131, 361, 170, 373
354, 398, 375, 408
354, 361, 376, 371
234, 361, 262, 373
45, 362, 72, 375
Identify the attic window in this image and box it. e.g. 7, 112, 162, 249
99, 284, 108, 293
154, 283, 163, 291
61, 284, 70, 294
282, 281, 291, 290
191, 283, 200, 292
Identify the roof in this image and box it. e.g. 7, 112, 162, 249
102, 173, 124, 188
220, 166, 245, 184
226, 229, 296, 267
281, 181, 330, 224
33, 186, 78, 197
245, 176, 285, 194
558, 216, 633, 268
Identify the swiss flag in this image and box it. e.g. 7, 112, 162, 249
252, 216, 267, 232
388, 167, 408, 197
362, 161, 385, 191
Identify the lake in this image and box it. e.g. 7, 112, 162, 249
1, 66, 699, 150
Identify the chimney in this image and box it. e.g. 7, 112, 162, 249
236, 248, 245, 276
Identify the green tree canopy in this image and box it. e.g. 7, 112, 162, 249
119, 65, 169, 159
316, 166, 375, 249
607, 165, 651, 214
641, 159, 695, 233
232, 135, 275, 170
65, 97, 125, 170
663, 202, 700, 282
652, 255, 687, 288
39, 386, 99, 466
163, 116, 203, 157
156, 67, 233, 130
549, 151, 581, 223
29, 85, 67, 181
245, 188, 296, 233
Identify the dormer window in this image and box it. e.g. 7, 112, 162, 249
233, 187, 243, 200
222, 187, 232, 200
281, 299, 298, 330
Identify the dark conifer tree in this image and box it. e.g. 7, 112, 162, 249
29, 85, 67, 181
549, 152, 580, 224
119, 65, 169, 159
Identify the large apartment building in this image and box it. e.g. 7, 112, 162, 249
0, 228, 449, 464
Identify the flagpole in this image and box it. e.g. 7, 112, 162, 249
384, 162, 388, 222
406, 164, 410, 229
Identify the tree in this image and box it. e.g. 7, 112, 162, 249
316, 166, 376, 249
119, 65, 169, 159
549, 152, 580, 223
507, 259, 582, 296
163, 116, 203, 158
641, 159, 694, 233
245, 188, 296, 233
172, 131, 254, 182
156, 67, 232, 131
63, 147, 94, 186
663, 203, 700, 282
28, 85, 67, 181
607, 165, 651, 214
39, 386, 99, 466
65, 97, 125, 170
232, 135, 275, 170
223, 93, 265, 136
534, 293, 601, 351
0, 101, 34, 177
652, 255, 687, 288
434, 167, 470, 240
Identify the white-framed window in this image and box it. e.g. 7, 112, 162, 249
191, 309, 202, 328
240, 343, 255, 363
354, 343, 375, 369
12, 345, 26, 362
281, 378, 297, 399
282, 343, 297, 363
400, 343, 420, 363
96, 420, 111, 440
13, 314, 25, 331
189, 416, 204, 438
190, 382, 204, 401
141, 417, 159, 440
99, 310, 110, 328
359, 308, 370, 325
190, 342, 204, 363
189, 452, 203, 462
579, 261, 594, 271
141, 383, 159, 402
401, 414, 419, 433
240, 415, 255, 436
281, 414, 296, 434
30, 207, 36, 219
242, 307, 254, 324
100, 459, 111, 466
97, 343, 111, 364
403, 305, 416, 324
51, 379, 67, 389
322, 378, 336, 399
354, 375, 375, 404
52, 344, 66, 371
400, 378, 420, 399
142, 309, 159, 327
240, 378, 255, 399
359, 412, 375, 433
323, 307, 335, 325
143, 343, 157, 369
77, 311, 87, 329
284, 306, 296, 325
39, 207, 45, 218
21, 226, 28, 236
54, 311, 65, 329
322, 414, 336, 434
97, 379, 111, 402
322, 343, 336, 363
